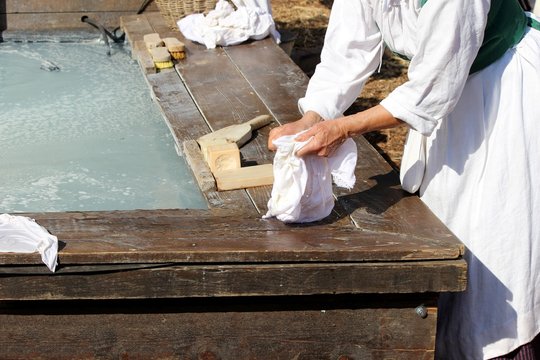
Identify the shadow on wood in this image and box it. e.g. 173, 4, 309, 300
284, 170, 411, 228
337, 170, 412, 216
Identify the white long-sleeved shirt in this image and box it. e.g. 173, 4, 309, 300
298, 0, 489, 135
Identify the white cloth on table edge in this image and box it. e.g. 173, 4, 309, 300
177, 0, 280, 49
0, 214, 58, 272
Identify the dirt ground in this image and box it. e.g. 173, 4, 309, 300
272, 0, 409, 169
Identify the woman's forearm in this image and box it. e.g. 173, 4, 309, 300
341, 105, 404, 137
293, 105, 404, 157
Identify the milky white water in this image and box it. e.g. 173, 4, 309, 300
0, 41, 207, 212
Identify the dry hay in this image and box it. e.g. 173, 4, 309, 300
272, 0, 331, 48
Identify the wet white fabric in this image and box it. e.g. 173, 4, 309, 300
297, 1, 540, 358
177, 0, 280, 49
0, 214, 58, 272
263, 132, 356, 223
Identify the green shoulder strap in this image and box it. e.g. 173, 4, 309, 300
528, 15, 540, 30
420, 0, 528, 73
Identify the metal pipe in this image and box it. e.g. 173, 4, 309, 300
81, 16, 126, 55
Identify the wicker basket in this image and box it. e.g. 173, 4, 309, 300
155, 0, 219, 28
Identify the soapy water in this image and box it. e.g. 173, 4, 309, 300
0, 41, 207, 212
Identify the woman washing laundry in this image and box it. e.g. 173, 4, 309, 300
267, 0, 540, 358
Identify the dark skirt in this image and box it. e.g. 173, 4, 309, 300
490, 335, 540, 360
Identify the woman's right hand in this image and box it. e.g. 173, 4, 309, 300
267, 111, 324, 151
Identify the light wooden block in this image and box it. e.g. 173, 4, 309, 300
199, 138, 228, 162
215, 164, 274, 191
206, 143, 241, 174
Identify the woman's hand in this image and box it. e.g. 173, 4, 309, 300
294, 106, 403, 156
294, 118, 349, 157
268, 105, 403, 157
267, 111, 324, 151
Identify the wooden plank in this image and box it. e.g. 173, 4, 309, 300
0, 260, 466, 299
140, 12, 276, 211
132, 40, 155, 73
5, 0, 158, 13
0, 209, 463, 265
144, 11, 174, 34
334, 136, 458, 241
145, 71, 257, 212
183, 139, 217, 192
4, 12, 145, 30
120, 14, 155, 49
170, 37, 274, 162
0, 296, 437, 359
223, 37, 310, 126
220, 37, 307, 214
145, 65, 208, 145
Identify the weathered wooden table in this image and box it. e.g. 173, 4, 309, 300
0, 13, 466, 359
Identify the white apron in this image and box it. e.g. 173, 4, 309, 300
297, 0, 540, 358
426, 26, 540, 359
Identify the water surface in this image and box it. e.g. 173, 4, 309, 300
0, 41, 207, 212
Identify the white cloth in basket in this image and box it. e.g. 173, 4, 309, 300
178, 0, 280, 49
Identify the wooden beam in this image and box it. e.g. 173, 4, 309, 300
183, 140, 217, 192
0, 296, 437, 359
5, 0, 157, 13
0, 209, 463, 266
0, 261, 466, 300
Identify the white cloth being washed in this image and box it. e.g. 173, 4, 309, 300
263, 132, 357, 223
0, 214, 58, 272
178, 0, 280, 49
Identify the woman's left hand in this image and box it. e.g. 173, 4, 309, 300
294, 118, 349, 157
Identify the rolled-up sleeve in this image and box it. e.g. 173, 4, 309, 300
380, 0, 490, 135
298, 0, 382, 120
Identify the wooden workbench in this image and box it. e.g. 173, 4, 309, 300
0, 12, 466, 359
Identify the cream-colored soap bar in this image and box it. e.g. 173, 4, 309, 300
215, 164, 274, 191
206, 143, 241, 173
